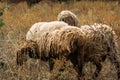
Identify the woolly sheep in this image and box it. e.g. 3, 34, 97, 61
26, 10, 78, 41
26, 21, 69, 41
41, 23, 120, 79
17, 26, 86, 80
79, 23, 120, 79
17, 23, 120, 80
57, 10, 79, 26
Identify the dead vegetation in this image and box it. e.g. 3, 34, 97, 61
0, 1, 120, 80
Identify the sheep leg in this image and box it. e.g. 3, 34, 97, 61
70, 50, 84, 79
93, 62, 102, 79
78, 54, 84, 78
108, 53, 120, 80
114, 62, 120, 80
68, 52, 83, 80
74, 51, 84, 80
49, 58, 55, 71
78, 65, 83, 78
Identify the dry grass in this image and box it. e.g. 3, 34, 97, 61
0, 1, 120, 80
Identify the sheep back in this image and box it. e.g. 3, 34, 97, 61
26, 22, 47, 41
36, 26, 85, 59
26, 21, 69, 41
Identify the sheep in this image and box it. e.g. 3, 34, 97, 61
17, 26, 86, 80
39, 23, 120, 79
57, 10, 79, 26
26, 10, 78, 41
17, 23, 120, 80
79, 23, 120, 79
26, 21, 68, 41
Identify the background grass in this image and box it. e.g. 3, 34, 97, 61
0, 1, 120, 80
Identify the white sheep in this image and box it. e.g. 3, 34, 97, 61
26, 21, 69, 41
57, 10, 79, 26
26, 10, 78, 41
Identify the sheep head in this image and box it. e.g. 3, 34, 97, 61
57, 10, 78, 26
16, 40, 39, 65
59, 16, 77, 27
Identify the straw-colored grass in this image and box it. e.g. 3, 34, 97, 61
0, 1, 120, 80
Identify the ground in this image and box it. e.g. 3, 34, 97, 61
0, 1, 120, 80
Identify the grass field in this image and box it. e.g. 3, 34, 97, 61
0, 1, 120, 80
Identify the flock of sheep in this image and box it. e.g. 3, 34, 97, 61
16, 10, 120, 80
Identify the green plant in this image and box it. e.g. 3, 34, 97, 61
0, 11, 4, 27
0, 11, 3, 16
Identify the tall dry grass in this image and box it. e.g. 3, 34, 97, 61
0, 1, 120, 80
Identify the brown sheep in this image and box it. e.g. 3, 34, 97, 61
16, 24, 120, 80
16, 26, 86, 80
80, 23, 120, 79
